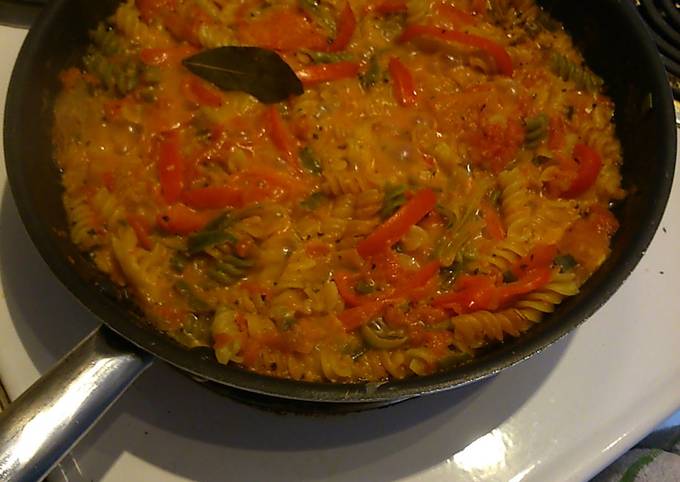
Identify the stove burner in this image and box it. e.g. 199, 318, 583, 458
637, 0, 680, 99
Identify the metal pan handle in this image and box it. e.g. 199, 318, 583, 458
0, 325, 153, 482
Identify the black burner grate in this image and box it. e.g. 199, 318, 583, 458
637, 0, 680, 99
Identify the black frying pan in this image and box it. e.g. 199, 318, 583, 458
0, 0, 676, 480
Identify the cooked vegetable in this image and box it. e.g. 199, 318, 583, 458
381, 184, 407, 219
300, 146, 323, 175
388, 57, 417, 106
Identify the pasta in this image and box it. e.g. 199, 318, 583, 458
53, 0, 624, 383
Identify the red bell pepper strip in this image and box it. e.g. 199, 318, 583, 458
328, 3, 356, 52
181, 186, 244, 210
398, 25, 513, 76
433, 275, 498, 313
296, 61, 361, 86
372, 0, 407, 14
127, 214, 153, 250
157, 204, 213, 234
336, 260, 440, 309
433, 266, 552, 314
480, 202, 506, 241
496, 267, 552, 305
388, 57, 417, 107
357, 188, 437, 258
264, 106, 299, 170
561, 143, 603, 198
157, 133, 185, 204
338, 300, 389, 331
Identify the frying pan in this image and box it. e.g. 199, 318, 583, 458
0, 0, 676, 480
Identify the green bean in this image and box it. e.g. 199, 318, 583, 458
554, 254, 577, 272
381, 183, 406, 219
354, 280, 376, 294
170, 253, 190, 273
187, 229, 237, 255
174, 281, 211, 312
301, 191, 328, 210
300, 146, 323, 175
360, 319, 408, 349
360, 54, 381, 91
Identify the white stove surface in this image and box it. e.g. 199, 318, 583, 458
1, 25, 680, 482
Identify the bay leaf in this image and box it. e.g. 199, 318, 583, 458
182, 46, 303, 104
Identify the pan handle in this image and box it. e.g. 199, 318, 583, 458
0, 325, 153, 482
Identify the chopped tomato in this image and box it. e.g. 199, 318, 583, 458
305, 240, 332, 257
561, 143, 603, 198
513, 243, 558, 277
328, 3, 356, 52
466, 118, 524, 173
136, 0, 176, 23
588, 204, 620, 236
157, 203, 213, 234
558, 206, 619, 275
162, 7, 212, 46
357, 189, 437, 258
181, 186, 244, 210
399, 25, 513, 76
338, 300, 388, 331
296, 62, 361, 86
388, 57, 417, 107
390, 261, 441, 300
140, 45, 197, 66
157, 132, 185, 204
237, 9, 328, 51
